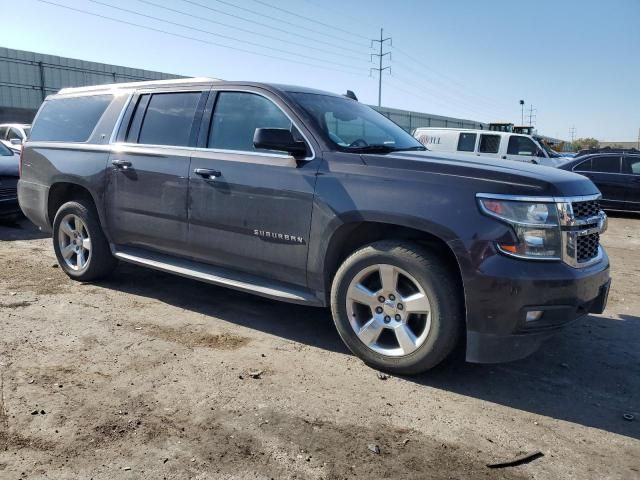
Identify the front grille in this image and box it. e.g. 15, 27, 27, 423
572, 199, 600, 219
576, 232, 600, 263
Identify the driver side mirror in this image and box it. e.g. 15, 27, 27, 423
9, 138, 22, 145
253, 128, 307, 157
535, 148, 546, 157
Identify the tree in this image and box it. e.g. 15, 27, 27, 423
572, 138, 599, 151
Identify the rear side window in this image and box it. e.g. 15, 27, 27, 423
591, 156, 621, 173
457, 133, 476, 152
623, 156, 640, 175
137, 92, 201, 147
507, 136, 537, 155
479, 134, 500, 154
30, 95, 113, 142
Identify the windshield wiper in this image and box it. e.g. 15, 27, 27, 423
392, 146, 427, 152
345, 144, 397, 153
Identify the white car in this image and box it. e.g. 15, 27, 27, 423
413, 127, 569, 167
0, 123, 31, 153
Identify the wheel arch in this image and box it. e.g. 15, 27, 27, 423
320, 217, 466, 318
47, 182, 105, 232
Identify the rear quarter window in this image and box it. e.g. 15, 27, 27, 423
30, 95, 113, 142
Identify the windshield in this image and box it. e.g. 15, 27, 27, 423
290, 92, 425, 153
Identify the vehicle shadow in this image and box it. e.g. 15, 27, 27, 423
98, 261, 640, 440
0, 216, 49, 241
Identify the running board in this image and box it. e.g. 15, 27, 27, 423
113, 246, 324, 307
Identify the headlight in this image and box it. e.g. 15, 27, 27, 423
478, 196, 562, 260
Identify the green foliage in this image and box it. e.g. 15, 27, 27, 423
572, 138, 600, 151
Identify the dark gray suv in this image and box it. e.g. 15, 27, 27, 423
19, 78, 611, 374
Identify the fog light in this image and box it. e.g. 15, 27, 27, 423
526, 310, 544, 322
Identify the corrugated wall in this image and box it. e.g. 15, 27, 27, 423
0, 47, 182, 122
372, 105, 487, 133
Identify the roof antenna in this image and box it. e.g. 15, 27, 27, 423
344, 90, 358, 101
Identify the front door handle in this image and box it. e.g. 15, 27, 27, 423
501, 155, 507, 159
194, 168, 221, 179
112, 159, 132, 169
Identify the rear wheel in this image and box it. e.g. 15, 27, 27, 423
331, 241, 462, 375
52, 200, 117, 281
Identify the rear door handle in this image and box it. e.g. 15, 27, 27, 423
112, 159, 132, 169
194, 168, 221, 179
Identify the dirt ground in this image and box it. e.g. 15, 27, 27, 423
0, 215, 638, 479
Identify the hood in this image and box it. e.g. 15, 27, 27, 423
0, 151, 18, 176
360, 150, 599, 198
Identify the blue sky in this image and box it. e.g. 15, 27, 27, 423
2, 0, 639, 141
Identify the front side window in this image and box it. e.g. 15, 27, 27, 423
623, 156, 640, 175
0, 127, 7, 139
479, 134, 500, 154
457, 132, 476, 152
30, 95, 113, 142
138, 92, 201, 147
591, 155, 621, 173
507, 136, 537, 156
290, 92, 425, 152
208, 91, 294, 153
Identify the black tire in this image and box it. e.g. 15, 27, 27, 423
52, 199, 117, 281
330, 241, 463, 375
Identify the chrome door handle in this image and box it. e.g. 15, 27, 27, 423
194, 168, 221, 179
112, 159, 132, 169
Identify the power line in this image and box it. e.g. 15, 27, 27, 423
88, 0, 362, 72
135, 0, 367, 64
247, 0, 370, 41
195, 0, 368, 53
173, 0, 367, 58
390, 58, 505, 118
393, 45, 506, 110
385, 77, 485, 122
371, 28, 392, 107
34, 0, 366, 76
389, 73, 496, 120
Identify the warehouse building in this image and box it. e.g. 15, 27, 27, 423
0, 47, 180, 123
0, 46, 487, 131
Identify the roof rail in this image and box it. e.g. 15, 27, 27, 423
575, 146, 640, 157
57, 77, 221, 95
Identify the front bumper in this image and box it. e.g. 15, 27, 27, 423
463, 249, 610, 363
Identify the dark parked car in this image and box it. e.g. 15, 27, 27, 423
559, 150, 640, 212
19, 78, 610, 374
0, 142, 20, 221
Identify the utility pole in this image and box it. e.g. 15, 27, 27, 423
519, 100, 525, 125
637, 128, 639, 150
570, 126, 576, 144
527, 105, 536, 127
371, 28, 392, 107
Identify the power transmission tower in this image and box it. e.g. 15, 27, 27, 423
371, 28, 392, 107
527, 105, 536, 127
570, 126, 576, 143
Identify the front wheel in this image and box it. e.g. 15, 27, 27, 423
330, 241, 463, 375
52, 200, 117, 281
